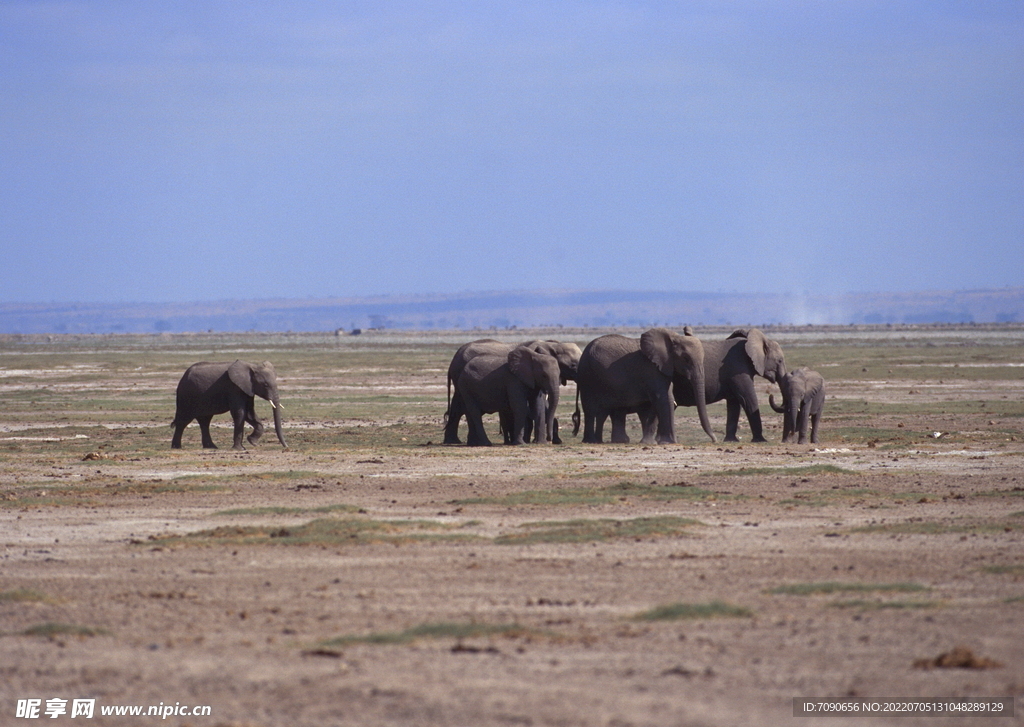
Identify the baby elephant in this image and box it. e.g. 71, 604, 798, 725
769, 367, 825, 444
171, 360, 287, 450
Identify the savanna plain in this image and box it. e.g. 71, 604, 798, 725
1, 326, 1023, 727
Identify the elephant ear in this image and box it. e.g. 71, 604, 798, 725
727, 328, 750, 340
227, 360, 255, 397
640, 328, 674, 377
743, 329, 768, 377
508, 347, 539, 389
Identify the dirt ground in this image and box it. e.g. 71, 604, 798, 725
1, 326, 1023, 726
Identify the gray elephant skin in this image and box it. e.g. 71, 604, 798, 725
574, 328, 716, 445
674, 328, 786, 443
769, 366, 825, 444
171, 360, 287, 450
444, 339, 581, 444
456, 346, 562, 446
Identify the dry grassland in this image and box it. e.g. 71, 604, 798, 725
1, 326, 1023, 726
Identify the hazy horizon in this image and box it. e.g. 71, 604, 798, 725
3, 287, 1021, 334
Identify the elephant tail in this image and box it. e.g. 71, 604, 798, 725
571, 388, 581, 436
768, 394, 785, 413
443, 376, 452, 426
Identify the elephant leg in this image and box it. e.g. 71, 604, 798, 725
593, 411, 610, 443
636, 406, 657, 445
653, 395, 676, 445
610, 411, 630, 444
171, 416, 190, 449
551, 417, 562, 445
780, 408, 794, 443
462, 397, 491, 447
246, 402, 265, 446
499, 410, 515, 444
809, 410, 821, 444
582, 410, 600, 443
443, 394, 465, 444
737, 386, 767, 443
531, 390, 548, 444
508, 396, 529, 446
230, 407, 248, 450
197, 415, 217, 449
724, 399, 741, 442
523, 407, 535, 443
796, 401, 811, 444
467, 422, 492, 446
581, 411, 594, 442
746, 407, 766, 443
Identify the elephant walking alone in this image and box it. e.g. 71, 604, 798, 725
769, 367, 825, 444
574, 328, 715, 444
674, 328, 786, 443
171, 360, 287, 450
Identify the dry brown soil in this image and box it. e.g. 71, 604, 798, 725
1, 327, 1023, 726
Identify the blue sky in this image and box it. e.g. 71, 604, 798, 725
1, 1, 1021, 303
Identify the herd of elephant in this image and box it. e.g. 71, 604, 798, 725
170, 328, 826, 452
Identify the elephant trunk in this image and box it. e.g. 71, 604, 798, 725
769, 394, 785, 413
271, 397, 287, 448
692, 367, 716, 443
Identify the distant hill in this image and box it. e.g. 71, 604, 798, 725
1, 288, 1022, 334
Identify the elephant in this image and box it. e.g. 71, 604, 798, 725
769, 367, 825, 444
673, 328, 786, 443
455, 346, 562, 446
444, 339, 581, 444
573, 328, 715, 445
171, 360, 286, 450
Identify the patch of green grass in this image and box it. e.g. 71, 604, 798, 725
495, 516, 702, 545
850, 521, 1017, 536
828, 427, 920, 446
0, 478, 232, 509
0, 493, 97, 508
779, 489, 937, 508
561, 469, 636, 478
982, 565, 1024, 576
322, 621, 530, 647
768, 581, 929, 596
454, 481, 723, 507
211, 503, 359, 517
174, 470, 320, 483
633, 601, 752, 621
705, 464, 857, 477
21, 622, 110, 638
976, 490, 1024, 499
827, 599, 938, 610
152, 517, 477, 547
0, 588, 52, 603
779, 488, 864, 507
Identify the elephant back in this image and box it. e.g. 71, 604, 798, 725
449, 340, 514, 382
461, 353, 510, 381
